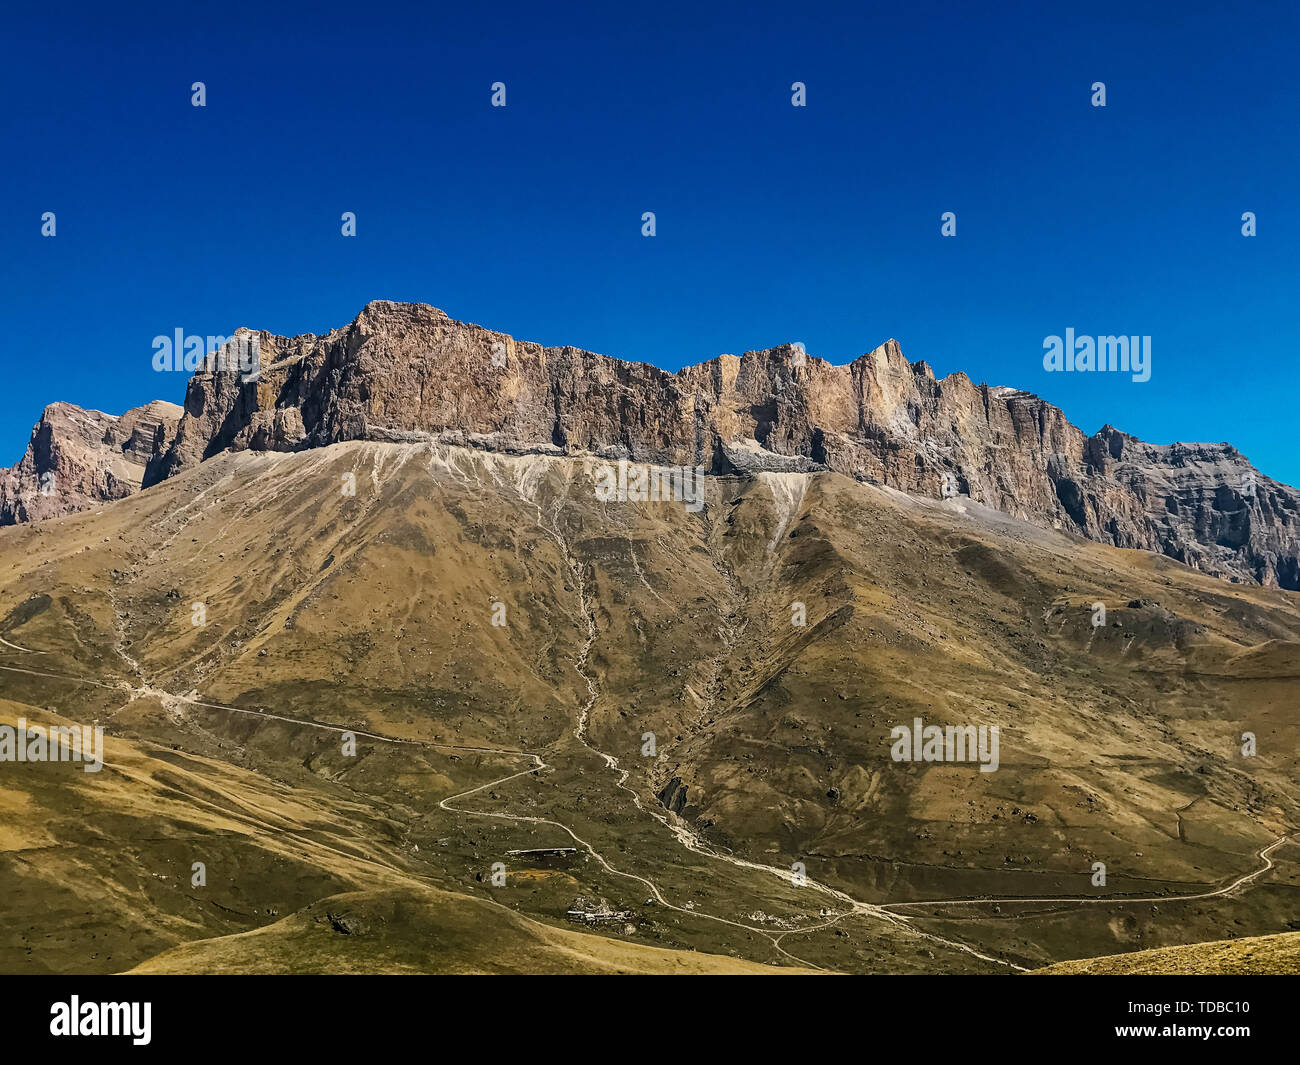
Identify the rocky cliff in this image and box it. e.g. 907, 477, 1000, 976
0, 400, 182, 525
5, 301, 1293, 589
142, 301, 1298, 589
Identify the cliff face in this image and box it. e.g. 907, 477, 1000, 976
144, 301, 1299, 588
0, 400, 182, 525
0, 300, 1283, 589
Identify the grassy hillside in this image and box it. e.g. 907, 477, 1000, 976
2, 441, 1298, 973
1036, 930, 1300, 975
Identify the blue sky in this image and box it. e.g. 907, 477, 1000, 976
2, 1, 1297, 482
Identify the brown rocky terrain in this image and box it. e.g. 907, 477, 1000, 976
2, 301, 1298, 975
6, 303, 1294, 592
139, 300, 1298, 589
0, 400, 181, 525
1, 441, 1297, 974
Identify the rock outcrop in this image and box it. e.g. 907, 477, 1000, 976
5, 301, 1292, 589
0, 400, 182, 525
142, 301, 1300, 588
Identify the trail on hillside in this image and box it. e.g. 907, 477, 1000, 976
4, 636, 1292, 972
507, 461, 1022, 971
882, 832, 1295, 915
1, 443, 1292, 973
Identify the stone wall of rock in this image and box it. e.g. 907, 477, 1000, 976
78, 300, 1300, 589
0, 400, 182, 525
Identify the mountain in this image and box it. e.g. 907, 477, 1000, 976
1, 437, 1298, 974
3, 301, 1299, 975
141, 300, 1298, 589
0, 400, 181, 525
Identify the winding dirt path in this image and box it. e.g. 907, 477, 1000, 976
4, 635, 1291, 974
0, 451, 1290, 973
506, 470, 1021, 971
0, 634, 45, 654
882, 832, 1294, 915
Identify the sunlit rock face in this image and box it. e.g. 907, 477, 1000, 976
0, 400, 181, 525
142, 301, 1300, 588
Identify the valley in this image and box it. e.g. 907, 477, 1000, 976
1, 440, 1297, 973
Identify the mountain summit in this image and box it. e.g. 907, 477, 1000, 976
5, 301, 1297, 588
3, 303, 1300, 977
0, 399, 181, 525
141, 300, 1298, 588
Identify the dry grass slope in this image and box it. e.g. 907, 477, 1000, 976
2, 440, 1298, 973
1035, 930, 1300, 975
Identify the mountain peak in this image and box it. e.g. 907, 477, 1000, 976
353, 299, 452, 326
1, 400, 181, 525
7, 300, 1297, 589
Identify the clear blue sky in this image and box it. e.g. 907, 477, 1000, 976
2, 1, 1297, 482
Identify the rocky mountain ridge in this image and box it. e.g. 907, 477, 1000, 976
0, 400, 182, 525
6, 301, 1297, 588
